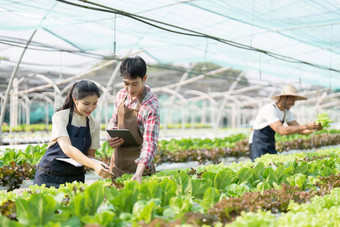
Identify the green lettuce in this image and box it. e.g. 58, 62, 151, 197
316, 112, 332, 128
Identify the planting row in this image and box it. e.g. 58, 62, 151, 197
1, 123, 215, 133
1, 131, 340, 191
0, 147, 340, 226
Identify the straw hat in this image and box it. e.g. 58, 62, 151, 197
271, 85, 307, 101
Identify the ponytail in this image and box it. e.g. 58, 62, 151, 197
57, 82, 77, 111
57, 80, 101, 112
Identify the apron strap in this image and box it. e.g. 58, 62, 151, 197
86, 117, 90, 140
283, 109, 286, 123
69, 106, 90, 138
120, 86, 148, 111
137, 86, 147, 109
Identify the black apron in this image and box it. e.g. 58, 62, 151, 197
33, 108, 92, 188
250, 104, 285, 161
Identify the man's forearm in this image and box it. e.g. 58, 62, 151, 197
298, 129, 314, 135
277, 124, 308, 135
135, 163, 146, 175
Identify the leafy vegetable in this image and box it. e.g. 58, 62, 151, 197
316, 112, 332, 128
15, 193, 63, 225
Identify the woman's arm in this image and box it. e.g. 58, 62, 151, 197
57, 136, 113, 178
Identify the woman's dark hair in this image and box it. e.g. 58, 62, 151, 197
57, 80, 101, 111
120, 56, 147, 79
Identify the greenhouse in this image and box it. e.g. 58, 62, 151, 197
1, 0, 340, 226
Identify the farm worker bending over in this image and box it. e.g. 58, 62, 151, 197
249, 85, 322, 161
107, 56, 160, 183
34, 80, 113, 188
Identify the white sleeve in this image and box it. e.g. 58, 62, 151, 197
262, 104, 281, 125
90, 118, 100, 150
285, 110, 295, 123
50, 111, 69, 141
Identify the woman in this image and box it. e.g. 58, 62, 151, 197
34, 80, 113, 188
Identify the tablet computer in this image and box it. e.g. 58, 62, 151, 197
106, 129, 139, 146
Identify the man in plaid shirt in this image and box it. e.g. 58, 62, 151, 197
107, 56, 160, 183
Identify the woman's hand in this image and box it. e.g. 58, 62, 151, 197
107, 137, 124, 149
94, 163, 114, 178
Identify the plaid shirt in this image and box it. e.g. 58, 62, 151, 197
108, 85, 160, 168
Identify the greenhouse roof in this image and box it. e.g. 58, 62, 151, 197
1, 0, 340, 89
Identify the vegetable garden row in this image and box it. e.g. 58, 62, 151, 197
0, 146, 340, 226
1, 123, 213, 133
1, 130, 340, 191
0, 128, 339, 226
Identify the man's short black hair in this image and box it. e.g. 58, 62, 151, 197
120, 56, 147, 79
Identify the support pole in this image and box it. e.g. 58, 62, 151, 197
0, 2, 55, 144
0, 29, 39, 144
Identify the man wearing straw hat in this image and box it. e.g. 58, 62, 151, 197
249, 85, 322, 161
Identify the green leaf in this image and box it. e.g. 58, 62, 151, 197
295, 174, 306, 189
283, 165, 294, 176
119, 212, 133, 222
263, 167, 276, 184
135, 200, 158, 223
160, 179, 176, 206
286, 176, 295, 187
16, 194, 58, 225
274, 165, 285, 183
201, 187, 219, 209
316, 112, 332, 128
174, 172, 190, 195
69, 193, 87, 218
294, 162, 309, 175
84, 181, 104, 215
256, 182, 271, 192
201, 171, 216, 183
132, 200, 148, 216
104, 186, 119, 203
169, 196, 192, 217
51, 206, 73, 223
253, 162, 265, 179
191, 179, 212, 199
42, 222, 62, 227
320, 167, 333, 177
162, 207, 176, 218
225, 183, 250, 197
93, 211, 116, 226
213, 169, 234, 191
272, 182, 282, 190
59, 215, 81, 227
140, 181, 162, 200
0, 215, 23, 227
251, 179, 261, 188
236, 167, 253, 184
124, 180, 140, 194
109, 189, 138, 213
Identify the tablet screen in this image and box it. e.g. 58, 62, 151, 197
106, 129, 139, 146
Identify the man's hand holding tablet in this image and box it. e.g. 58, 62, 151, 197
106, 129, 139, 147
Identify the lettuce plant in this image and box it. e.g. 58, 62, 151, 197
316, 112, 332, 128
